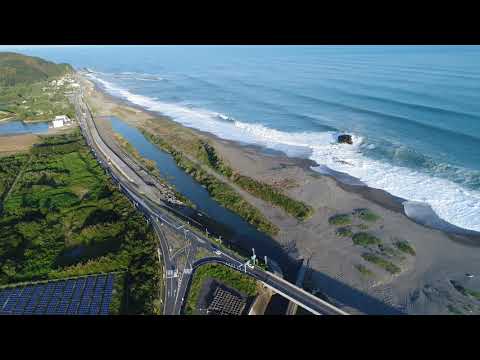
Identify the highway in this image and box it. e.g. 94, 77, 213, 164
72, 85, 348, 315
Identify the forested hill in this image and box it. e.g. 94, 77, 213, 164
0, 52, 73, 86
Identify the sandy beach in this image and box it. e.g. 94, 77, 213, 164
79, 73, 480, 315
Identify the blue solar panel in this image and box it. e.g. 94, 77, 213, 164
26, 285, 45, 306
67, 301, 79, 315
0, 289, 12, 311
1, 273, 118, 316
89, 302, 100, 315
2, 288, 21, 313
12, 287, 32, 314
46, 281, 66, 314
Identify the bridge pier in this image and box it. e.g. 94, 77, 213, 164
286, 259, 308, 315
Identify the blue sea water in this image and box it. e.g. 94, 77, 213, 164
4, 45, 480, 231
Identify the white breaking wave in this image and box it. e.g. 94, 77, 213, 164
88, 74, 480, 232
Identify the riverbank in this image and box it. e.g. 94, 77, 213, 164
79, 73, 480, 315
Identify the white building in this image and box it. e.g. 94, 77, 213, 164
52, 115, 71, 128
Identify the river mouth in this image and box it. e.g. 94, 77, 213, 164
105, 116, 301, 281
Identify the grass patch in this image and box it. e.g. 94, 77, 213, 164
355, 208, 381, 222
361, 253, 401, 274
355, 264, 373, 277
184, 263, 257, 315
394, 240, 416, 256
328, 214, 352, 226
352, 232, 381, 246
336, 227, 353, 237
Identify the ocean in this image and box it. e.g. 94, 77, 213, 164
5, 45, 480, 232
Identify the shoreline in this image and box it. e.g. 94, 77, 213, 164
86, 74, 480, 242
81, 72, 480, 314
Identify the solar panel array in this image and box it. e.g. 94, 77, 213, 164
0, 273, 115, 315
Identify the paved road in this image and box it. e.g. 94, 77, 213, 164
73, 88, 348, 316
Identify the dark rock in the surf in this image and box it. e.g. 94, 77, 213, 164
338, 134, 353, 145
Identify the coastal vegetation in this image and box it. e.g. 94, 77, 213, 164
196, 139, 313, 221
184, 263, 258, 315
140, 129, 279, 236
361, 253, 401, 274
0, 129, 160, 314
329, 214, 352, 226
394, 239, 416, 256
355, 264, 373, 277
354, 208, 381, 222
352, 232, 382, 247
336, 227, 353, 237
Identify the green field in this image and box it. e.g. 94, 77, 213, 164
0, 130, 160, 314
184, 263, 258, 315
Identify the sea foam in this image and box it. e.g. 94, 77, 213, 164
87, 73, 480, 232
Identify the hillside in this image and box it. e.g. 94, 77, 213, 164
0, 52, 73, 86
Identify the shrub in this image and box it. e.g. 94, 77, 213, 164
361, 253, 401, 274
355, 208, 381, 222
329, 214, 352, 226
355, 264, 373, 276
336, 227, 353, 237
352, 232, 381, 246
394, 240, 416, 256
